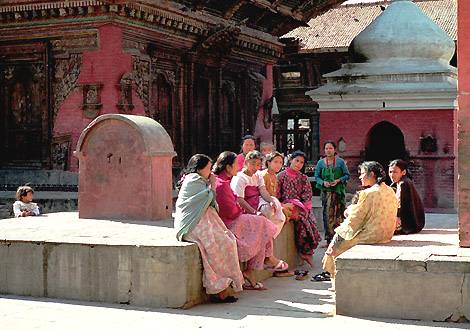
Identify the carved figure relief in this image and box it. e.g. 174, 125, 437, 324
132, 56, 150, 114
117, 72, 134, 113
3, 66, 14, 80
196, 23, 241, 57
262, 96, 273, 129
81, 83, 102, 119
51, 135, 71, 170
0, 48, 48, 165
222, 80, 236, 127
420, 134, 438, 153
11, 82, 29, 126
248, 71, 265, 131
53, 54, 82, 118
31, 64, 45, 126
151, 72, 174, 129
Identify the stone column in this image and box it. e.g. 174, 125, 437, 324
458, 0, 470, 247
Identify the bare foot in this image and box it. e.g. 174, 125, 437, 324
264, 256, 280, 268
217, 288, 230, 300
242, 270, 257, 287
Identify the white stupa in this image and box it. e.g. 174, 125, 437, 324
306, 0, 457, 110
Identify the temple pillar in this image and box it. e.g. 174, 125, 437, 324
254, 64, 274, 143
458, 0, 470, 247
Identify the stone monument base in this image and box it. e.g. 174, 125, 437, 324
335, 227, 470, 322
0, 212, 298, 309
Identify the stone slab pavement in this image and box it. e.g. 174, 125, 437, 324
0, 255, 467, 330
0, 213, 467, 329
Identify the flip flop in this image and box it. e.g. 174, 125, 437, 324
264, 260, 289, 272
312, 272, 331, 282
209, 295, 238, 303
243, 281, 267, 291
273, 270, 295, 277
294, 270, 309, 281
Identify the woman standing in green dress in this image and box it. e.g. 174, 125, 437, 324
314, 141, 350, 244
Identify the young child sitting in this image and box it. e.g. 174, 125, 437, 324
13, 186, 40, 217
231, 151, 286, 238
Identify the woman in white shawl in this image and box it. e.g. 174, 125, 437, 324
174, 154, 244, 303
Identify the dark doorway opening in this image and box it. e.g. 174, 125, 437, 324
364, 121, 407, 182
273, 110, 318, 162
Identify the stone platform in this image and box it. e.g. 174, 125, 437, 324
0, 212, 298, 309
335, 214, 470, 322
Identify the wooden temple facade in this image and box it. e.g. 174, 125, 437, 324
0, 0, 345, 173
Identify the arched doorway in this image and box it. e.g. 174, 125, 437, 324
364, 121, 407, 180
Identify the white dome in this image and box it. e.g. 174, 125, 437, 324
351, 0, 455, 63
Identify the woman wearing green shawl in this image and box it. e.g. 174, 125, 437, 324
174, 154, 244, 303
314, 141, 350, 244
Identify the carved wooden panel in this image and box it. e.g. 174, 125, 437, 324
51, 134, 71, 171
0, 42, 50, 168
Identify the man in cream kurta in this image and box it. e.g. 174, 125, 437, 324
322, 182, 398, 276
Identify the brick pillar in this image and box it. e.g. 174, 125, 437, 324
458, 0, 470, 247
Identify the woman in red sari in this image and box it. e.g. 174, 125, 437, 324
278, 150, 321, 266
213, 151, 288, 290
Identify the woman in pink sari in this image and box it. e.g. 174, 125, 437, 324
231, 151, 286, 238
213, 151, 288, 290
278, 150, 321, 266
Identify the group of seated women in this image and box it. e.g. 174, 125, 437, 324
174, 140, 322, 303
174, 135, 425, 301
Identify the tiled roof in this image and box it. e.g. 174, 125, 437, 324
283, 0, 456, 51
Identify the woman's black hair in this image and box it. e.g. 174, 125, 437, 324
241, 134, 255, 143
389, 159, 412, 179
289, 150, 306, 162
323, 140, 337, 149
240, 134, 256, 152
288, 150, 307, 170
358, 161, 386, 184
213, 151, 237, 175
265, 151, 284, 168
176, 154, 212, 189
389, 159, 407, 171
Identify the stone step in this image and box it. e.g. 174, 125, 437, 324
334, 221, 470, 322
0, 212, 299, 309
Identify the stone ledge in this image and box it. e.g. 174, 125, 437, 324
0, 212, 298, 309
335, 228, 470, 322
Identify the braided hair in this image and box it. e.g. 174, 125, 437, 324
359, 161, 386, 184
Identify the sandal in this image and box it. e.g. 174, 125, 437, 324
311, 272, 331, 282
264, 260, 289, 272
273, 270, 295, 277
243, 281, 267, 291
294, 270, 309, 281
209, 295, 238, 303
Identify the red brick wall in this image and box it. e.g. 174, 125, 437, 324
458, 0, 470, 246
319, 109, 456, 210
53, 23, 145, 171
